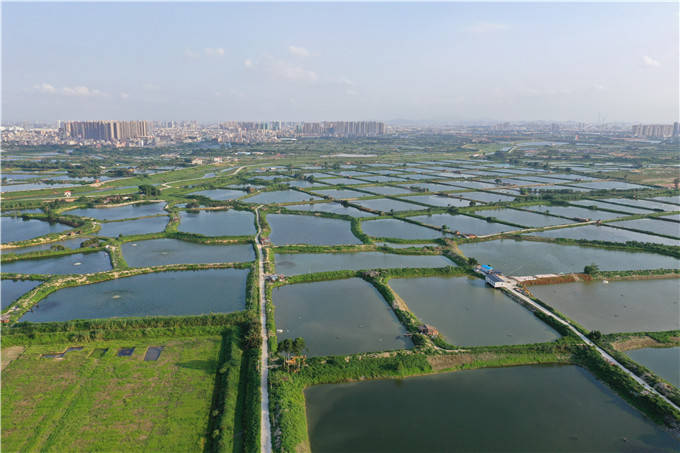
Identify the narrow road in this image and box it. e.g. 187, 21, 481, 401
254, 206, 273, 453
505, 286, 680, 413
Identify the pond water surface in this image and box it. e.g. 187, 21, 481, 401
1, 252, 112, 275
305, 365, 679, 452
66, 203, 165, 220
1, 280, 41, 309
267, 214, 361, 245
178, 210, 255, 236
627, 347, 680, 387
361, 219, 442, 239
1, 217, 71, 244
122, 239, 254, 267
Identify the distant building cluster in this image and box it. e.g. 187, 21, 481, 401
60, 120, 151, 142
297, 121, 386, 137
631, 123, 679, 139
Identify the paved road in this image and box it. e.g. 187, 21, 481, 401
254, 206, 273, 453
505, 286, 680, 413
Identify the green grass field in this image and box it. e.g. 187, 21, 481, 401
2, 334, 236, 452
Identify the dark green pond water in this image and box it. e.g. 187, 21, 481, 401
274, 252, 452, 276
122, 239, 254, 267
390, 277, 559, 346
1, 252, 112, 275
19, 268, 249, 322
530, 279, 680, 333
178, 210, 255, 236
1, 217, 71, 244
305, 365, 679, 452
267, 214, 361, 245
1, 279, 41, 309
627, 347, 680, 387
273, 278, 412, 356
459, 239, 679, 275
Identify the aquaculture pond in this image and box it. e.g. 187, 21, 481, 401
19, 268, 249, 322
610, 218, 680, 238
65, 202, 166, 220
243, 190, 321, 205
273, 278, 412, 356
96, 216, 169, 237
309, 188, 369, 199
402, 195, 469, 208
361, 219, 442, 240
1, 252, 112, 275
527, 205, 625, 221
478, 209, 573, 227
178, 210, 255, 236
459, 191, 515, 203
410, 214, 516, 235
286, 202, 376, 218
569, 200, 651, 214
1, 280, 41, 309
389, 277, 559, 346
188, 189, 246, 201
598, 198, 678, 212
1, 238, 86, 255
1, 217, 71, 244
459, 239, 679, 275
627, 347, 680, 387
404, 182, 463, 192
569, 181, 648, 190
122, 239, 254, 267
274, 252, 452, 276
530, 279, 680, 333
267, 214, 361, 245
529, 224, 680, 246
305, 365, 679, 453
363, 186, 415, 196
353, 198, 424, 213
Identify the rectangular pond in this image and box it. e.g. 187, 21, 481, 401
1, 252, 112, 275
1, 238, 87, 255
122, 239, 254, 267
627, 347, 680, 387
353, 198, 425, 213
96, 216, 169, 237
1, 279, 41, 309
188, 189, 247, 201
609, 218, 680, 238
363, 186, 415, 196
243, 190, 321, 204
528, 224, 680, 246
267, 214, 361, 245
460, 191, 516, 203
390, 276, 559, 346
310, 188, 369, 199
65, 202, 166, 220
530, 279, 680, 333
274, 252, 453, 276
19, 268, 249, 322
402, 195, 469, 208
361, 219, 442, 240
286, 202, 376, 218
1, 217, 71, 244
273, 278, 412, 356
410, 213, 517, 235
305, 365, 678, 453
178, 210, 255, 236
527, 205, 625, 221
478, 209, 572, 227
459, 239, 680, 275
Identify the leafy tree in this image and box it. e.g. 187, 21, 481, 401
583, 263, 600, 275
138, 184, 160, 196
467, 257, 479, 266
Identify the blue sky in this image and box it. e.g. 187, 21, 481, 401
2, 2, 678, 122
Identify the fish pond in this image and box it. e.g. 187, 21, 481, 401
273, 278, 412, 356
627, 347, 680, 387
305, 365, 679, 453
459, 239, 679, 275
178, 210, 255, 236
122, 239, 254, 267
188, 189, 246, 201
410, 213, 516, 235
1, 279, 41, 309
96, 216, 169, 237
243, 190, 321, 204
65, 202, 166, 220
274, 252, 452, 276
389, 276, 559, 346
353, 198, 424, 213
286, 202, 376, 218
19, 268, 249, 322
530, 279, 680, 333
528, 224, 680, 246
361, 219, 442, 240
2, 252, 112, 275
267, 214, 361, 245
1, 217, 71, 244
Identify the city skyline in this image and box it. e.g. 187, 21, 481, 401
2, 2, 678, 123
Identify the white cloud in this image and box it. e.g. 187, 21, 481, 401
268, 58, 318, 82
244, 58, 254, 69
464, 22, 509, 33
204, 47, 225, 57
62, 86, 106, 97
642, 55, 660, 67
288, 45, 311, 58
184, 48, 200, 58
32, 83, 56, 94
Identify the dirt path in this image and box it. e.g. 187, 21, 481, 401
255, 206, 273, 453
